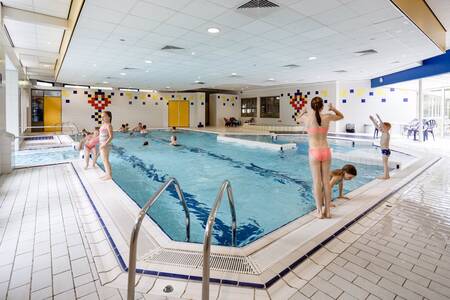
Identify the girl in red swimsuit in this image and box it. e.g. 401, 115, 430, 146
84, 127, 99, 169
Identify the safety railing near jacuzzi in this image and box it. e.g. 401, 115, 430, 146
127, 178, 191, 300
202, 180, 237, 300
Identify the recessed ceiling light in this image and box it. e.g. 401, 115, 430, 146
145, 60, 152, 64
93, 64, 97, 67
145, 70, 149, 73
207, 27, 220, 34
47, 41, 51, 45
308, 56, 317, 60
268, 78, 275, 81
191, 52, 196, 55
166, 86, 171, 89
231, 73, 237, 76
103, 81, 109, 84
120, 72, 126, 76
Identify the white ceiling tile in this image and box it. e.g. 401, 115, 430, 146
206, 0, 244, 9
82, 3, 126, 24
239, 20, 276, 34
152, 24, 189, 38
213, 10, 255, 28
182, 0, 228, 19
259, 8, 306, 27
91, 0, 139, 13
165, 12, 207, 30
281, 17, 323, 34
120, 15, 160, 31
129, 1, 176, 22
290, 0, 342, 16
142, 0, 192, 11
311, 5, 358, 25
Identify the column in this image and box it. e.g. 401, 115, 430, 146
418, 79, 424, 142
0, 50, 14, 174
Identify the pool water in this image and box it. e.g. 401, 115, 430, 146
15, 147, 79, 167
224, 134, 284, 144
98, 130, 384, 247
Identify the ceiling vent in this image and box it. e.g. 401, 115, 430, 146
194, 81, 205, 85
229, 74, 243, 78
354, 49, 378, 56
105, 76, 119, 80
161, 45, 185, 50
122, 67, 139, 71
334, 70, 347, 73
282, 64, 300, 69
238, 0, 279, 9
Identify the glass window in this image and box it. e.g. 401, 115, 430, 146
424, 90, 441, 118
260, 96, 280, 118
241, 98, 257, 117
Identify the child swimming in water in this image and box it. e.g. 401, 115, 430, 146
170, 135, 178, 146
330, 164, 357, 202
370, 114, 391, 179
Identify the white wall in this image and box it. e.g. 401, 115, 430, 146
336, 80, 418, 134
241, 82, 338, 131
60, 88, 205, 130
5, 69, 19, 137
209, 94, 241, 127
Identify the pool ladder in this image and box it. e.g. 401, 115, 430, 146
126, 179, 237, 300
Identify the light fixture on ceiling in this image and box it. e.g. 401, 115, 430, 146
231, 73, 237, 76
308, 56, 317, 60
47, 41, 51, 45
91, 86, 113, 90
64, 84, 89, 89
166, 86, 171, 89
145, 60, 152, 64
120, 72, 126, 76
103, 81, 109, 84
93, 64, 97, 67
267, 78, 275, 81
36, 81, 54, 87
191, 52, 196, 55
207, 27, 220, 34
141, 89, 157, 93
145, 70, 149, 73
119, 88, 139, 92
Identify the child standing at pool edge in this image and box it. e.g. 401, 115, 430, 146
370, 114, 391, 179
99, 111, 113, 180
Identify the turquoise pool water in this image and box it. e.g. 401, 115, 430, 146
15, 147, 79, 167
96, 130, 384, 247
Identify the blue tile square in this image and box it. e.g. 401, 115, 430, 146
369, 92, 374, 96
350, 89, 354, 93
361, 99, 366, 103
342, 99, 347, 103
390, 88, 395, 92
403, 98, 408, 102
324, 99, 328, 103
381, 98, 386, 103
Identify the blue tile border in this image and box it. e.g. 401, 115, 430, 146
68, 156, 440, 290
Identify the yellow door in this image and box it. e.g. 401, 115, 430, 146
168, 101, 190, 127
178, 101, 189, 127
44, 96, 62, 132
168, 101, 179, 127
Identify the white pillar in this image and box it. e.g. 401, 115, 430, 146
0, 53, 14, 174
418, 79, 424, 142
6, 69, 19, 138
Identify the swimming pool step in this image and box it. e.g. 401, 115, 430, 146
142, 249, 259, 275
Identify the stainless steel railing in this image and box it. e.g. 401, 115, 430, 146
202, 180, 237, 300
127, 178, 191, 300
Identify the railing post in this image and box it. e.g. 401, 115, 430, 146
127, 178, 191, 300
202, 180, 237, 300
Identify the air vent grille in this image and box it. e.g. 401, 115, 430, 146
143, 249, 258, 274
194, 81, 205, 85
354, 49, 378, 56
238, 0, 279, 9
282, 64, 300, 68
161, 45, 185, 50
122, 67, 139, 70
334, 70, 347, 73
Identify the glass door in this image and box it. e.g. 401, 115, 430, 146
423, 89, 443, 137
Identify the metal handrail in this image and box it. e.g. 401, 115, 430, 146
127, 178, 191, 300
202, 180, 237, 300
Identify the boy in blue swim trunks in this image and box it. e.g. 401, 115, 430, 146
370, 114, 391, 179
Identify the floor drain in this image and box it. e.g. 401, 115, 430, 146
163, 285, 174, 293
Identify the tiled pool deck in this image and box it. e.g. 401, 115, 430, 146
1, 141, 450, 299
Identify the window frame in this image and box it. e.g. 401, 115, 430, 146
241, 97, 257, 117
260, 95, 280, 118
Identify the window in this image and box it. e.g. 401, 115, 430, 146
424, 90, 441, 118
241, 98, 257, 117
260, 96, 280, 118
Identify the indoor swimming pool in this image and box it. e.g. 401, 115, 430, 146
14, 146, 79, 167
97, 130, 385, 247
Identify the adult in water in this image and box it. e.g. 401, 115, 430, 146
298, 97, 344, 218
99, 111, 113, 180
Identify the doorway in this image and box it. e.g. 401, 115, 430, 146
168, 101, 189, 127
31, 90, 62, 132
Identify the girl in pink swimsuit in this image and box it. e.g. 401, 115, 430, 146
297, 97, 344, 219
84, 127, 99, 169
